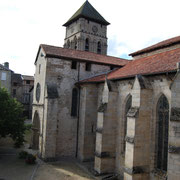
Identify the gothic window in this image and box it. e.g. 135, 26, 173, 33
97, 41, 101, 54
85, 38, 89, 51
74, 36, 77, 49
71, 88, 78, 117
85, 62, 91, 71
123, 95, 132, 153
156, 94, 169, 171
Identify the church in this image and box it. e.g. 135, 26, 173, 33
32, 1, 180, 180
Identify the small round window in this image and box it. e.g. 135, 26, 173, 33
36, 83, 41, 102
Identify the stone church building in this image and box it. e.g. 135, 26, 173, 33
32, 1, 180, 180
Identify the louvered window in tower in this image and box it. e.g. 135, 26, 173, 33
85, 38, 89, 51
97, 41, 101, 54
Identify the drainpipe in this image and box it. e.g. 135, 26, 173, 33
76, 61, 81, 157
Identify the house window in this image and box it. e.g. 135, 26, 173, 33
71, 88, 78, 117
71, 61, 77, 69
85, 63, 91, 71
123, 95, 132, 153
85, 38, 89, 51
1, 72, 6, 80
156, 94, 169, 171
97, 41, 101, 54
26, 80, 30, 84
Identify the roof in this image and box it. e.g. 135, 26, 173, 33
63, 1, 110, 26
22, 75, 34, 81
12, 73, 23, 83
36, 44, 129, 67
0, 64, 13, 72
80, 47, 180, 83
130, 35, 180, 57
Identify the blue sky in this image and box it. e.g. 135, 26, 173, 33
0, 0, 179, 75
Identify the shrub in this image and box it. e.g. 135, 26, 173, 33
18, 150, 28, 159
25, 153, 36, 164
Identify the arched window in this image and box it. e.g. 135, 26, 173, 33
156, 94, 169, 171
123, 95, 132, 153
85, 38, 89, 51
74, 36, 77, 49
97, 41, 101, 54
32, 111, 40, 150
71, 88, 78, 117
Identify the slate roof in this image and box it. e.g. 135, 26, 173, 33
0, 64, 13, 72
37, 44, 129, 67
80, 47, 180, 83
130, 35, 180, 57
63, 1, 110, 26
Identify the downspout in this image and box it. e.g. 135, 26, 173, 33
76, 61, 81, 157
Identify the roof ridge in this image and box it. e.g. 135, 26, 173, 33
130, 35, 180, 56
40, 44, 129, 61
63, 1, 110, 26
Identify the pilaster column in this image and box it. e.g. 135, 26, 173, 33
124, 75, 152, 180
168, 71, 180, 180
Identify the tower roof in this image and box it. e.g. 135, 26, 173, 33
63, 1, 110, 26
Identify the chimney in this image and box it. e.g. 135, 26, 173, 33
4, 62, 9, 69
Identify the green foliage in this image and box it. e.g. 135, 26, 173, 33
0, 87, 26, 147
25, 124, 32, 131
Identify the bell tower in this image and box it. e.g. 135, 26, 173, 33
63, 1, 110, 55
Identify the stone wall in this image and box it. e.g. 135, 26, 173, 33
32, 49, 112, 159
78, 84, 98, 161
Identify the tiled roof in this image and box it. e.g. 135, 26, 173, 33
130, 35, 180, 57
38, 44, 129, 67
63, 1, 110, 26
80, 47, 180, 83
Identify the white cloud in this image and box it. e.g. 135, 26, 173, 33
0, 0, 179, 75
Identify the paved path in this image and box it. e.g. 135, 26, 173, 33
0, 137, 95, 180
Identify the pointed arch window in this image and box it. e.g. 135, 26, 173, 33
97, 41, 101, 54
156, 94, 169, 171
85, 38, 89, 51
71, 88, 78, 117
123, 95, 132, 153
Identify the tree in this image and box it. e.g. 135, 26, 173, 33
0, 87, 26, 147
